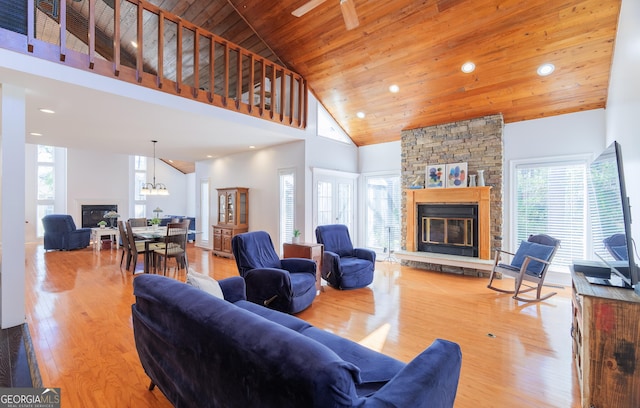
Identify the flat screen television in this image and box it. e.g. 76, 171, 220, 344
585, 141, 638, 292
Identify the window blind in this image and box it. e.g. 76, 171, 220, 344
515, 160, 587, 268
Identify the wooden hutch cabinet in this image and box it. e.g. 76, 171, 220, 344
571, 270, 640, 407
212, 187, 248, 258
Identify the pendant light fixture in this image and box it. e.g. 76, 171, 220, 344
141, 140, 169, 196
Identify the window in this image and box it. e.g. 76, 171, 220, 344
36, 145, 55, 237
364, 174, 401, 253
200, 179, 210, 242
134, 156, 147, 218
313, 169, 357, 235
512, 157, 588, 270
279, 169, 295, 252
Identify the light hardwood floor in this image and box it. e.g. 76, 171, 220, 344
24, 242, 580, 407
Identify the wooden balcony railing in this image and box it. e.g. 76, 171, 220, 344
0, 0, 307, 129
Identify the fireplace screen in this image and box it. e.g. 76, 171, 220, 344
422, 217, 473, 247
416, 203, 478, 257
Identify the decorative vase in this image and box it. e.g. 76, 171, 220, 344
477, 170, 485, 187
469, 174, 477, 187
153, 224, 158, 231
100, 225, 105, 229
292, 236, 301, 244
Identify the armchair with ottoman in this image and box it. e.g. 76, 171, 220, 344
132, 273, 462, 407
42, 214, 91, 251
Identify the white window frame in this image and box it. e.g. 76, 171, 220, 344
279, 168, 296, 254
509, 154, 591, 277
361, 171, 402, 254
312, 167, 359, 243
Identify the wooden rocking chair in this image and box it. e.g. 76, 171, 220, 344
487, 234, 561, 302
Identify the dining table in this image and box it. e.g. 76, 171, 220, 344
131, 226, 169, 274
132, 226, 198, 273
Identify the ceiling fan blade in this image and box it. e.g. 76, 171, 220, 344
340, 0, 359, 30
292, 0, 328, 17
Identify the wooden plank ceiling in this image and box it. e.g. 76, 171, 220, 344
228, 0, 621, 146
61, 0, 621, 151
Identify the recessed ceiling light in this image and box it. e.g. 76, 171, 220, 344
249, 145, 256, 149
131, 41, 138, 48
461, 62, 476, 73
29, 132, 43, 136
389, 84, 400, 93
537, 63, 555, 76
39, 108, 55, 114
356, 111, 366, 119
206, 155, 213, 158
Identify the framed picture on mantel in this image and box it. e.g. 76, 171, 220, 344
445, 162, 468, 188
425, 164, 445, 188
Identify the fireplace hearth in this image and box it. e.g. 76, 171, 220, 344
418, 204, 478, 257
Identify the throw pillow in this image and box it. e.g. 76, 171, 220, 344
186, 269, 224, 299
511, 241, 555, 276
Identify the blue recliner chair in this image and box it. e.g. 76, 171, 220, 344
231, 231, 317, 314
315, 224, 376, 289
42, 214, 91, 251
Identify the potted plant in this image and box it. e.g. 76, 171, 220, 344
149, 217, 161, 230
292, 229, 301, 244
97, 220, 107, 229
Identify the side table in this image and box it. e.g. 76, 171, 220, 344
91, 227, 120, 252
283, 242, 323, 294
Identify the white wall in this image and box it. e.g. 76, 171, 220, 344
197, 141, 307, 250
606, 0, 640, 243
21, 145, 194, 229
358, 141, 401, 173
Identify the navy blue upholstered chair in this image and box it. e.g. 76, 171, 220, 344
42, 214, 91, 251
487, 234, 561, 302
315, 224, 376, 290
231, 231, 317, 314
603, 233, 628, 261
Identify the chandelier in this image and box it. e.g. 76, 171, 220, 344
141, 140, 169, 196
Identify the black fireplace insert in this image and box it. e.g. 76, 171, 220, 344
81, 205, 118, 228
417, 204, 478, 257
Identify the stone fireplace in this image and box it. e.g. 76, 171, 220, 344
400, 114, 503, 275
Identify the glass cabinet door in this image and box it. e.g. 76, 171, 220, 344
239, 191, 247, 225
219, 193, 226, 224
227, 192, 235, 224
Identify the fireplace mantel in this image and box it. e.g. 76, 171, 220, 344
405, 186, 492, 260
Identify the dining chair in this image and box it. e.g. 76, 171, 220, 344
128, 218, 148, 228
117, 220, 130, 269
126, 221, 152, 273
153, 220, 189, 276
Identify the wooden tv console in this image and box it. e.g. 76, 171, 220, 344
571, 270, 640, 407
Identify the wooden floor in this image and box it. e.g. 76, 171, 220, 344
24, 242, 581, 407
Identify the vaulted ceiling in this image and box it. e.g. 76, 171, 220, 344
14, 0, 623, 158
228, 0, 620, 146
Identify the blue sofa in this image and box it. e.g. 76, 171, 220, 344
42, 214, 91, 251
132, 274, 462, 407
159, 216, 196, 241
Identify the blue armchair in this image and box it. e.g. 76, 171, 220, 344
42, 214, 91, 251
231, 231, 317, 314
315, 224, 376, 289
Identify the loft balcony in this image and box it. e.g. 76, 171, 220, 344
0, 0, 307, 129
